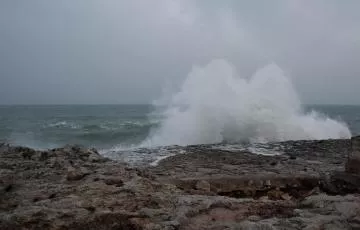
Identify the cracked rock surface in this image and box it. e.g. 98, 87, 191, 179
0, 138, 359, 229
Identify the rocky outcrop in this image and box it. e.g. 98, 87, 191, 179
346, 136, 360, 174
0, 139, 359, 229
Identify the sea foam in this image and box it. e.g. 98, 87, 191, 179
143, 59, 351, 146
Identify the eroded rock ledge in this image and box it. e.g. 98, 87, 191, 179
0, 138, 360, 230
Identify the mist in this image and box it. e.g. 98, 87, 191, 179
1, 0, 360, 105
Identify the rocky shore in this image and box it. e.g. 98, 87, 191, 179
1, 138, 360, 230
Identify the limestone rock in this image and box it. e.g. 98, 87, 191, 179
66, 166, 90, 181
0, 139, 359, 229
195, 180, 211, 192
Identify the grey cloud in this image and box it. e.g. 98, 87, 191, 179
0, 0, 359, 104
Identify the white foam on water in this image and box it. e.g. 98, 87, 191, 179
46, 121, 80, 129
149, 150, 184, 167
247, 147, 282, 156
143, 59, 351, 147
104, 60, 351, 164
101, 145, 187, 167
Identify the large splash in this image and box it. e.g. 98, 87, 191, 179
143, 59, 351, 146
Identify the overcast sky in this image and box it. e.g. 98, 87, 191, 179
1, 0, 359, 105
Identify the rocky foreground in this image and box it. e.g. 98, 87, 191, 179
1, 138, 360, 230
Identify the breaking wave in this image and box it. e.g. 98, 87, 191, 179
143, 59, 351, 146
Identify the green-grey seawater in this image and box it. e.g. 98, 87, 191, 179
0, 104, 359, 150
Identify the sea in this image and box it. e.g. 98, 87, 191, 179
0, 104, 156, 150
0, 104, 359, 150
1, 62, 359, 165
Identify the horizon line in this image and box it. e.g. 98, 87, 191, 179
0, 103, 360, 106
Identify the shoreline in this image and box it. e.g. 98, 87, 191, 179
1, 138, 359, 229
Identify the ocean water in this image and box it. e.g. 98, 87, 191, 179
0, 104, 359, 150
0, 104, 156, 150
0, 61, 358, 165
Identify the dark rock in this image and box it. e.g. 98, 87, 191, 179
48, 193, 56, 199
346, 136, 360, 174
4, 184, 13, 192
0, 139, 359, 229
321, 172, 360, 194
39, 151, 49, 161
19, 147, 36, 159
66, 166, 90, 181
195, 180, 211, 192
104, 177, 124, 187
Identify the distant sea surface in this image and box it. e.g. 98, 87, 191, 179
0, 104, 359, 151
